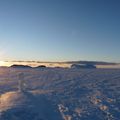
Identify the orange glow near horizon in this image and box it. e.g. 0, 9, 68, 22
0, 61, 6, 66
0, 61, 71, 67
0, 60, 120, 69
0, 61, 12, 67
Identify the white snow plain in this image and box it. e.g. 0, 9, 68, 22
0, 67, 120, 120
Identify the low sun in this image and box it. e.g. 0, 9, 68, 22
0, 61, 12, 66
0, 61, 6, 66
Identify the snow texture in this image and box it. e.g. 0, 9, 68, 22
0, 67, 120, 120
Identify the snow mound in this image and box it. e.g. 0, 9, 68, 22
0, 91, 63, 120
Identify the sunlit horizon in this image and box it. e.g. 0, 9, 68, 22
0, 60, 120, 69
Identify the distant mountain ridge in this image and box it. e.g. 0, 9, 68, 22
65, 61, 118, 65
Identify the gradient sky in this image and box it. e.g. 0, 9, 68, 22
0, 0, 120, 62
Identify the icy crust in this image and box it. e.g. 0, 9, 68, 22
0, 91, 34, 111
0, 91, 63, 120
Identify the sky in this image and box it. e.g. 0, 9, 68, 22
0, 0, 120, 62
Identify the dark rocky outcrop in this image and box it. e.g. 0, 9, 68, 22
10, 65, 32, 69
35, 65, 46, 68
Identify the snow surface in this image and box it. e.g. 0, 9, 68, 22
0, 67, 120, 120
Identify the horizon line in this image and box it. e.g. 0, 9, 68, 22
3, 60, 119, 64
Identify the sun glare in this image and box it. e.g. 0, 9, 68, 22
0, 61, 8, 66
0, 61, 6, 66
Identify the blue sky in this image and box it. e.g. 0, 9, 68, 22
0, 0, 120, 62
